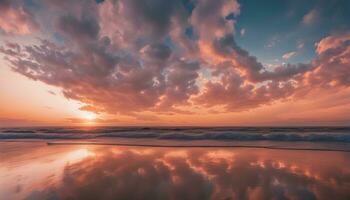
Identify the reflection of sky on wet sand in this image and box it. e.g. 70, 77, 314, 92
1, 142, 350, 200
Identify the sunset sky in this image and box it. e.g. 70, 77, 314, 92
0, 0, 350, 126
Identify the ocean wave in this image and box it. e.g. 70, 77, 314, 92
1, 127, 350, 142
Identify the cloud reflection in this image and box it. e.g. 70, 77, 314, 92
1, 145, 343, 200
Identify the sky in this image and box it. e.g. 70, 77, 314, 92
0, 0, 350, 126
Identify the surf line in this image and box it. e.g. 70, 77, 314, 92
47, 142, 350, 152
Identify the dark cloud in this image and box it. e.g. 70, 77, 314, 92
98, 0, 188, 49
57, 14, 100, 42
157, 60, 200, 109
122, 0, 179, 38
141, 43, 172, 62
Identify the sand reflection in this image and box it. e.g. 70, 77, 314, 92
1, 142, 350, 200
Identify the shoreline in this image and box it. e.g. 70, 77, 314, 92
46, 141, 350, 152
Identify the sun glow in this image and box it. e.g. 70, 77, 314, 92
82, 112, 97, 121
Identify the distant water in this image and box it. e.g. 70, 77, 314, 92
1, 127, 350, 142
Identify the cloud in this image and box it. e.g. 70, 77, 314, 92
265, 36, 280, 48
47, 90, 56, 95
57, 14, 100, 42
240, 28, 245, 36
297, 41, 304, 49
302, 9, 319, 25
0, 0, 39, 35
315, 32, 350, 54
66, 117, 120, 124
0, 0, 350, 117
193, 31, 349, 111
304, 32, 350, 87
0, 117, 39, 127
190, 0, 240, 41
282, 51, 296, 60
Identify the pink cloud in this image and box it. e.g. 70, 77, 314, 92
0, 0, 38, 35
316, 32, 350, 54
0, 0, 349, 117
302, 9, 319, 25
282, 51, 296, 60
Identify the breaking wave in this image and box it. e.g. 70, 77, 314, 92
1, 127, 350, 142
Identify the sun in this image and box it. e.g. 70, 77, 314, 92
82, 112, 97, 121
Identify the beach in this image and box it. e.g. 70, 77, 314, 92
1, 0, 350, 199
1, 139, 350, 200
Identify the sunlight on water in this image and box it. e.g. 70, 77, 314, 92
65, 148, 95, 162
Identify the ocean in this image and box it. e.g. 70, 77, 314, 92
1, 126, 350, 142
1, 127, 350, 199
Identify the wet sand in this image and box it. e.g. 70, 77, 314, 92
1, 140, 350, 200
